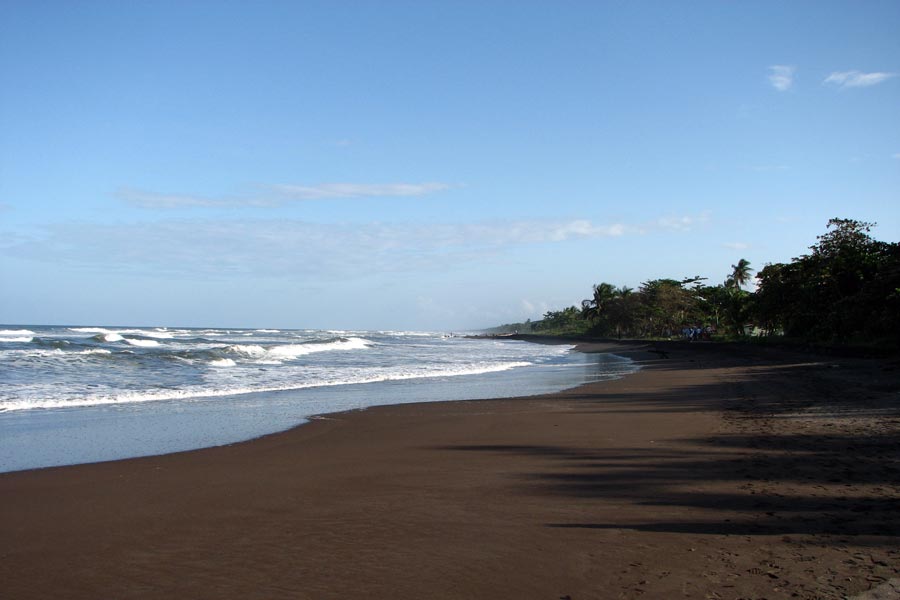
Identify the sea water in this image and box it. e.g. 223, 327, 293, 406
0, 325, 638, 472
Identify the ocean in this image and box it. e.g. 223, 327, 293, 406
0, 325, 638, 472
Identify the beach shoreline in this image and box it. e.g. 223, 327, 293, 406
1, 341, 898, 599
0, 329, 608, 473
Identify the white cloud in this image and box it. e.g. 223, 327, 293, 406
525, 219, 626, 241
824, 70, 896, 88
118, 182, 453, 209
2, 217, 630, 279
656, 212, 711, 232
115, 187, 274, 209
268, 182, 452, 200
768, 65, 795, 91
723, 242, 749, 250
744, 164, 790, 172
3, 209, 708, 283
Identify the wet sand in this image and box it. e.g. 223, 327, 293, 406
1, 341, 898, 599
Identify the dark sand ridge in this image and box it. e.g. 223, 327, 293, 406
1, 341, 898, 599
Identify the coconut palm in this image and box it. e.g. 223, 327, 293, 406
730, 259, 753, 291
581, 282, 616, 322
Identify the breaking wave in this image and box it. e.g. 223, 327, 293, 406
0, 360, 532, 412
0, 326, 603, 420
0, 329, 35, 337
223, 337, 371, 361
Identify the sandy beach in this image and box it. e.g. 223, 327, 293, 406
1, 341, 898, 599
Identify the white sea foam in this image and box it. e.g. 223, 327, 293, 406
164, 329, 195, 337
210, 358, 236, 367
0, 337, 33, 343
0, 326, 637, 474
255, 329, 280, 333
0, 360, 533, 412
97, 332, 124, 342
269, 337, 371, 358
3, 348, 65, 358
379, 330, 439, 337
223, 337, 372, 361
224, 344, 268, 359
124, 338, 160, 347
127, 329, 174, 339
0, 329, 35, 336
71, 327, 174, 339
1, 327, 590, 416
2, 347, 115, 359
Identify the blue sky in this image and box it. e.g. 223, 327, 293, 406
1, 1, 898, 330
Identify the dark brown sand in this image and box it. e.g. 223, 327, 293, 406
2, 341, 899, 599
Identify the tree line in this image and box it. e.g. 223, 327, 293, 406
490, 219, 899, 347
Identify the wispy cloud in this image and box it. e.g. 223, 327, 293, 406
768, 65, 795, 91
824, 70, 896, 88
267, 182, 452, 200
723, 242, 749, 250
1, 217, 633, 279
117, 182, 453, 209
892, 153, 900, 160
743, 164, 790, 173
116, 187, 272, 209
655, 212, 711, 232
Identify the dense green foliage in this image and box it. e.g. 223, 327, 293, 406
488, 219, 900, 347
754, 218, 900, 344
576, 277, 739, 338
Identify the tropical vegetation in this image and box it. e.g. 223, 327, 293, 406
487, 218, 900, 349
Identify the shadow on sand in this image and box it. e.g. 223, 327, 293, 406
435, 347, 900, 544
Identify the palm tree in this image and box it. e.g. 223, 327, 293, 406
591, 282, 616, 311
730, 259, 753, 291
610, 286, 635, 338
581, 282, 616, 321
725, 259, 754, 336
